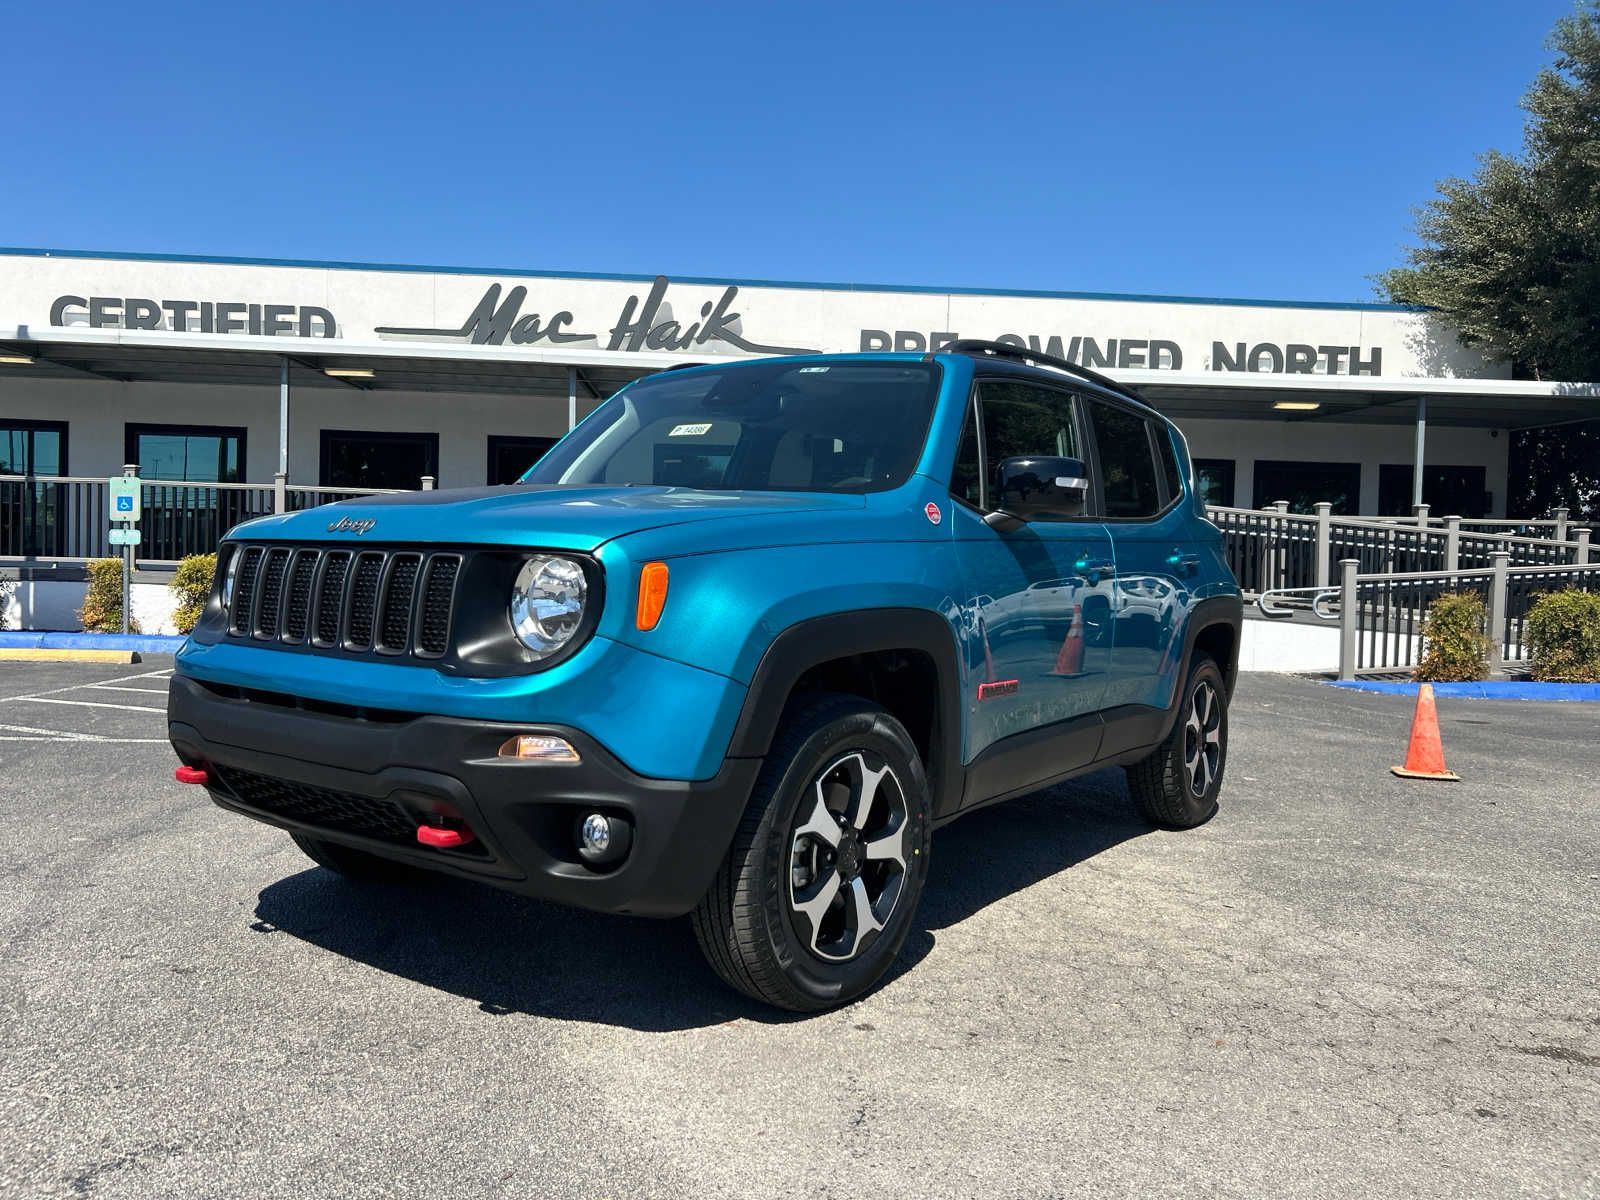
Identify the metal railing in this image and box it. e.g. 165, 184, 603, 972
1258, 554, 1600, 679
1209, 502, 1594, 598
0, 472, 416, 566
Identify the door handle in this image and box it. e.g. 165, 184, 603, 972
1170, 552, 1201, 577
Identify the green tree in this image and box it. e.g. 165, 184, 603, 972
1381, 3, 1600, 519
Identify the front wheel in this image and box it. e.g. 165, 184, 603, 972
1126, 655, 1229, 829
691, 693, 932, 1011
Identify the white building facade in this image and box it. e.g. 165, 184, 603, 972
3, 247, 1594, 522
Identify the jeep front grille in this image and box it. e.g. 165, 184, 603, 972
225, 544, 461, 661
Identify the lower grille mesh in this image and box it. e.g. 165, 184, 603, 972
211, 763, 417, 846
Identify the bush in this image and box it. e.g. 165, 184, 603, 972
1525, 589, 1600, 682
170, 553, 217, 634
1414, 591, 1489, 682
78, 558, 140, 633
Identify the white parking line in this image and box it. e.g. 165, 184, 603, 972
11, 697, 167, 714
0, 720, 167, 744
85, 684, 171, 695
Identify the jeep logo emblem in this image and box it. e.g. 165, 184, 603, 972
326, 516, 376, 535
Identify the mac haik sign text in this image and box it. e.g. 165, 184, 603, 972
36, 268, 1408, 376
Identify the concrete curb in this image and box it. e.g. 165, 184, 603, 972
0, 647, 142, 663
1326, 679, 1600, 702
0, 631, 186, 654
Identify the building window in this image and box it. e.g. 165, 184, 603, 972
1, 419, 67, 476
1378, 464, 1489, 518
1, 419, 69, 556
1192, 458, 1235, 508
321, 430, 440, 490
126, 423, 245, 483
487, 435, 558, 486
1252, 460, 1361, 514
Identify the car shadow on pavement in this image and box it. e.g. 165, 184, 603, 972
252, 767, 1149, 1032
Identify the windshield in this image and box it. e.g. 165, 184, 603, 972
523, 360, 940, 494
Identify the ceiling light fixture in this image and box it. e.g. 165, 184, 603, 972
0, 353, 34, 365
1272, 401, 1321, 411
324, 367, 375, 379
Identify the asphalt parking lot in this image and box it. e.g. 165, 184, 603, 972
2, 660, 1596, 1199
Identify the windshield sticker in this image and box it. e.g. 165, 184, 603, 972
797, 366, 830, 373
668, 423, 713, 437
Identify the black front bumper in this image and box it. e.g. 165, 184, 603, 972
167, 674, 760, 917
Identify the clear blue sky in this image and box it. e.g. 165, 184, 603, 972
3, 0, 1575, 302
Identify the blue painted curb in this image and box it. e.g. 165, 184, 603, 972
0, 631, 186, 653
1327, 679, 1600, 702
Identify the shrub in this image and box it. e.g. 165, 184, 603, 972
1414, 591, 1489, 682
1525, 589, 1600, 682
79, 557, 140, 633
170, 553, 217, 634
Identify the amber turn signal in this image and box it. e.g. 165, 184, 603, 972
636, 561, 669, 630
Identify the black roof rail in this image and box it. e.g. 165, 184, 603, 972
934, 338, 1147, 406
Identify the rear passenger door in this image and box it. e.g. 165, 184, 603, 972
1086, 399, 1191, 724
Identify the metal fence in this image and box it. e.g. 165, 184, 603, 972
1209, 503, 1594, 598
0, 474, 406, 566
1258, 556, 1600, 678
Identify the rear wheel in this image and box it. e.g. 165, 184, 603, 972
691, 693, 932, 1011
291, 833, 417, 882
1126, 655, 1228, 829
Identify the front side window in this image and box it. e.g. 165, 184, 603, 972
524, 361, 940, 494
1090, 401, 1162, 519
949, 379, 1083, 513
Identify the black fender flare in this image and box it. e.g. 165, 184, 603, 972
725, 607, 965, 815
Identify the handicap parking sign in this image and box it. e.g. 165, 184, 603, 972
107, 475, 141, 522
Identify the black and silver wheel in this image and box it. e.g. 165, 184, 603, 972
1126, 654, 1228, 829
692, 693, 931, 1011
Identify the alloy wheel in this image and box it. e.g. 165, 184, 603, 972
787, 752, 909, 963
1183, 679, 1223, 798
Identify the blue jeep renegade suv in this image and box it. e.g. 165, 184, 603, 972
168, 340, 1242, 1011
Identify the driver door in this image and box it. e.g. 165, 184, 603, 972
949, 378, 1115, 771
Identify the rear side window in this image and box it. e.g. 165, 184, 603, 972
1153, 422, 1183, 502
1091, 401, 1162, 519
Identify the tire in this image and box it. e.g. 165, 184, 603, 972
291, 833, 418, 883
1126, 654, 1228, 830
691, 693, 933, 1012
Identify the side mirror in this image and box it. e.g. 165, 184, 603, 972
988, 456, 1089, 528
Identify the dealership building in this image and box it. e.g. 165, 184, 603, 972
4, 246, 1600, 523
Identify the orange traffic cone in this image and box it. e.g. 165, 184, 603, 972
1050, 604, 1085, 676
1390, 683, 1460, 781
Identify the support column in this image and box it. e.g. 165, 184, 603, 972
1411, 394, 1427, 511
1338, 558, 1359, 681
1313, 501, 1332, 589
277, 356, 290, 511
567, 365, 578, 431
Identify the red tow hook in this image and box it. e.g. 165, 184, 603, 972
416, 823, 475, 849
174, 765, 209, 785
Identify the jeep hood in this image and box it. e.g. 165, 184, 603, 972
228, 485, 867, 551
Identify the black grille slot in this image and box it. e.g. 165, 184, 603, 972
229, 547, 264, 634
346, 553, 384, 648
282, 551, 319, 642
211, 764, 417, 846
224, 543, 464, 663
378, 554, 421, 652
255, 549, 291, 638
418, 555, 460, 656
315, 551, 352, 645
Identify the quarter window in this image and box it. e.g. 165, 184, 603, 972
1090, 401, 1162, 519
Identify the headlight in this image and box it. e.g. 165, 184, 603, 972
220, 550, 241, 611
509, 554, 588, 658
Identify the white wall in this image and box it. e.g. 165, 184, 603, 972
1176, 415, 1511, 516
1, 376, 601, 489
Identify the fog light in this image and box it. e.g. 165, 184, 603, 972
574, 810, 632, 866
497, 734, 581, 763
580, 813, 611, 854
